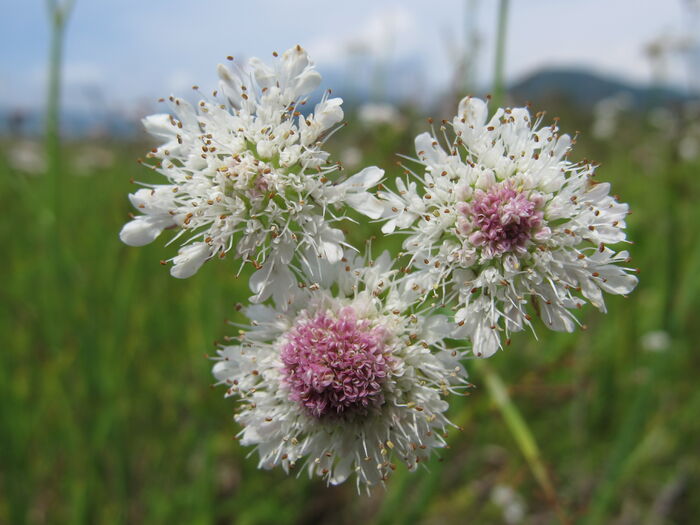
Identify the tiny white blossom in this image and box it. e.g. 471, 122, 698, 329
640, 330, 671, 352
119, 45, 382, 302
369, 97, 638, 356
212, 252, 468, 490
591, 93, 631, 140
6, 140, 45, 175
357, 102, 405, 129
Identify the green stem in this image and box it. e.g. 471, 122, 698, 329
45, 0, 75, 225
473, 359, 569, 524
491, 0, 510, 109
663, 147, 680, 336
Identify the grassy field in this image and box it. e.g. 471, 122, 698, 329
1, 107, 699, 524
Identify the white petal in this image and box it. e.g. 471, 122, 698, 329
212, 360, 235, 382
415, 132, 445, 164
345, 193, 384, 219
381, 219, 397, 234
340, 166, 384, 191
314, 97, 344, 129
257, 140, 274, 159
142, 114, 176, 139
539, 302, 576, 332
329, 453, 353, 485
457, 96, 488, 128
598, 271, 638, 295
248, 58, 275, 89
249, 263, 273, 298
472, 322, 500, 358
291, 70, 321, 97
119, 218, 169, 246
320, 239, 343, 263
217, 63, 245, 106
282, 46, 311, 80
271, 265, 297, 306
475, 169, 496, 190
170, 243, 211, 279
249, 259, 297, 305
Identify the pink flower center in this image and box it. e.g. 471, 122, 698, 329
281, 307, 391, 419
458, 184, 546, 257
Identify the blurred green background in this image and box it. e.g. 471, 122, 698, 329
2, 1, 700, 524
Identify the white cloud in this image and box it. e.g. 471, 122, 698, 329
307, 5, 417, 64
63, 62, 105, 86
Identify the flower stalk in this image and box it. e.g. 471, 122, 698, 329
492, 0, 510, 109
45, 0, 75, 224
474, 359, 569, 523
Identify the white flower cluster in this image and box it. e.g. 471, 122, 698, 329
120, 49, 637, 489
213, 252, 467, 490
120, 45, 382, 303
365, 97, 638, 356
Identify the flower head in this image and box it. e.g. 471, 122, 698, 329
457, 182, 549, 258
119, 45, 382, 303
370, 97, 638, 357
281, 307, 392, 418
212, 252, 468, 489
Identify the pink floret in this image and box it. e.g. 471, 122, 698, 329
458, 184, 548, 257
281, 307, 391, 419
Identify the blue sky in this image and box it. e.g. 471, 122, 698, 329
0, 0, 696, 112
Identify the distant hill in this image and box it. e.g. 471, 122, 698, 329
509, 68, 694, 108
3, 67, 698, 138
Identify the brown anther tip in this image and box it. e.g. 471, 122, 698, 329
192, 85, 199, 90
226, 55, 234, 61
159, 260, 167, 266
